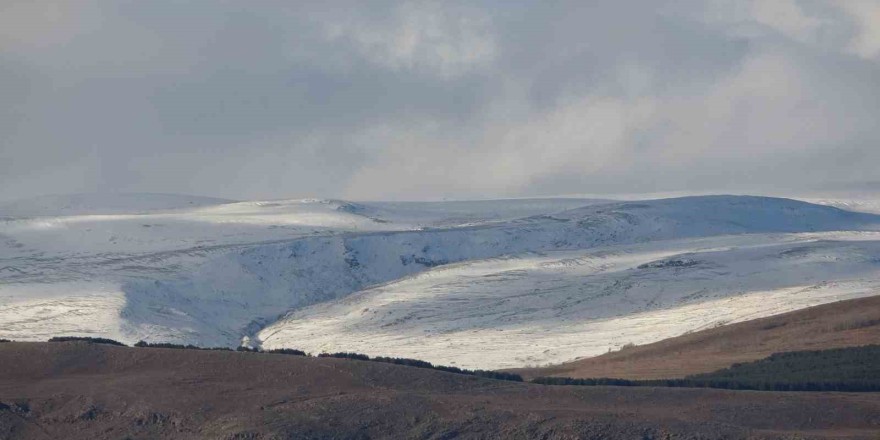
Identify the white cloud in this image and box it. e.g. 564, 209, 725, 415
749, 0, 825, 45
341, 93, 657, 198
0, 1, 93, 51
837, 0, 880, 59
319, 2, 497, 78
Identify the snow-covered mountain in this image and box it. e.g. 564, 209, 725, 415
2, 193, 880, 368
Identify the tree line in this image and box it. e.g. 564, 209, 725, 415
48, 336, 126, 346
40, 337, 521, 381
535, 345, 880, 392
317, 352, 523, 382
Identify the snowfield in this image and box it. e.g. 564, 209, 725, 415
258, 233, 880, 369
2, 193, 880, 368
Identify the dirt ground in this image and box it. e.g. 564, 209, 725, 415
1, 342, 879, 439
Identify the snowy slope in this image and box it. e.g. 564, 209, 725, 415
0, 198, 394, 259
114, 197, 875, 345
0, 193, 234, 217
797, 196, 880, 215
350, 198, 609, 228
257, 233, 880, 369
0, 194, 608, 344
0, 196, 609, 258
2, 193, 880, 366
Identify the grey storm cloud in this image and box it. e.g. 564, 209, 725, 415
1, 0, 879, 202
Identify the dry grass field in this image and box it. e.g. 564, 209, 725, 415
1, 341, 879, 439
518, 295, 880, 380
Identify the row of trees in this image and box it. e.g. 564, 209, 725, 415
134, 341, 233, 351
132, 341, 304, 356
689, 344, 880, 383
48, 336, 126, 346
41, 338, 521, 382
535, 345, 880, 393
266, 348, 307, 356
317, 352, 523, 382
532, 377, 880, 392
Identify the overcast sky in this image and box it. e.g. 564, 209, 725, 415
2, 1, 879, 202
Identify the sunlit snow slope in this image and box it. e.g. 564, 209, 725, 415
0, 194, 602, 344
258, 233, 880, 369
2, 193, 880, 368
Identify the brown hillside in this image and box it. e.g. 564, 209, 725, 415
518, 295, 880, 381
2, 342, 880, 439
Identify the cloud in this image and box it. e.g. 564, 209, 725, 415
317, 2, 497, 77
1, 1, 879, 202
838, 0, 880, 59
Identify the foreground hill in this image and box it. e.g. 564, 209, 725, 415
519, 295, 880, 380
1, 342, 880, 439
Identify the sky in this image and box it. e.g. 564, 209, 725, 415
2, 0, 880, 202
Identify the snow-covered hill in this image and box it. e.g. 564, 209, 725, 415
0, 194, 607, 344
258, 233, 880, 369
2, 193, 880, 368
0, 193, 234, 217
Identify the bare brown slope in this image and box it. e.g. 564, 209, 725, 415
518, 295, 880, 381
2, 342, 880, 439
